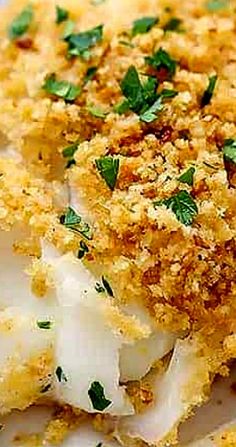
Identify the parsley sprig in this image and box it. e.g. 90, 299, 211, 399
43, 74, 81, 102
132, 16, 158, 36
61, 207, 92, 240
145, 48, 177, 80
95, 156, 120, 190
64, 24, 103, 59
223, 139, 236, 164
154, 190, 198, 226
117, 65, 177, 123
178, 167, 195, 186
8, 4, 33, 40
56, 5, 69, 24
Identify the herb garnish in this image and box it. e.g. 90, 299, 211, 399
95, 276, 114, 296
145, 48, 177, 80
8, 5, 33, 40
64, 24, 103, 59
61, 207, 92, 240
87, 104, 108, 119
117, 66, 177, 122
63, 20, 75, 40
43, 74, 81, 102
88, 381, 112, 411
96, 444, 103, 447
132, 16, 158, 36
84, 66, 98, 84
206, 0, 229, 10
154, 190, 198, 226
178, 167, 195, 186
55, 366, 68, 383
62, 142, 79, 159
78, 240, 89, 259
37, 320, 52, 330
56, 5, 69, 24
163, 17, 183, 32
95, 156, 120, 190
201, 75, 217, 107
223, 139, 236, 164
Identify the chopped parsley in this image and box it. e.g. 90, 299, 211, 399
88, 381, 112, 411
61, 207, 92, 240
8, 5, 33, 40
84, 66, 98, 84
64, 24, 103, 59
43, 74, 81, 102
95, 156, 120, 191
201, 75, 218, 108
117, 66, 177, 122
96, 444, 103, 447
163, 17, 183, 32
37, 320, 52, 330
206, 0, 229, 10
56, 5, 69, 24
140, 98, 163, 123
178, 167, 195, 186
154, 190, 198, 226
87, 104, 108, 119
55, 366, 68, 383
62, 142, 79, 159
95, 277, 114, 296
119, 40, 135, 48
223, 139, 236, 164
145, 48, 177, 80
77, 240, 89, 259
132, 16, 158, 36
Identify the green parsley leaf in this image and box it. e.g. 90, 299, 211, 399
88, 381, 112, 411
154, 190, 198, 226
61, 207, 92, 240
96, 444, 103, 447
77, 240, 89, 259
178, 167, 195, 186
140, 97, 163, 123
223, 139, 236, 164
65, 24, 103, 59
56, 5, 69, 24
101, 276, 114, 297
43, 74, 81, 102
84, 66, 97, 84
120, 65, 145, 114
118, 66, 177, 122
95, 156, 120, 191
160, 89, 178, 99
132, 16, 158, 36
37, 320, 52, 330
55, 366, 68, 383
163, 17, 183, 32
8, 5, 33, 40
114, 99, 130, 115
145, 48, 177, 80
201, 75, 217, 108
87, 104, 108, 119
206, 0, 229, 10
62, 143, 79, 159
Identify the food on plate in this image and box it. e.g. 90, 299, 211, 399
0, 0, 236, 445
